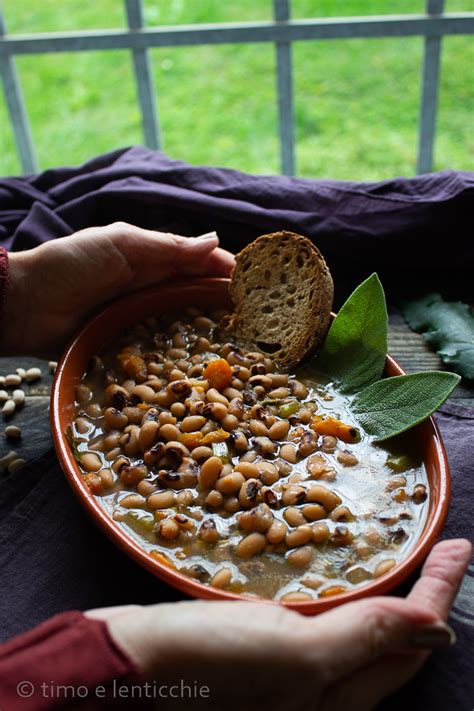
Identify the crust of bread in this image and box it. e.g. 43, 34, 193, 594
222, 231, 334, 370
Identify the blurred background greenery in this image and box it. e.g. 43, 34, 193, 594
1, 0, 473, 179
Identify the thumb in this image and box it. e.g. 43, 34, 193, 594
102, 224, 221, 285
305, 596, 438, 684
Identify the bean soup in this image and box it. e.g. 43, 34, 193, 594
71, 308, 428, 601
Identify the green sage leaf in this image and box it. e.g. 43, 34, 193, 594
320, 273, 387, 392
402, 293, 474, 380
352, 371, 461, 441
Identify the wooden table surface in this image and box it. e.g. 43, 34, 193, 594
1, 306, 473, 463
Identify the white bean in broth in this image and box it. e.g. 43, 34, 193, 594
72, 309, 429, 601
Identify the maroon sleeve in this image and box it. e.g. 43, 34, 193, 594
0, 247, 9, 325
0, 612, 144, 710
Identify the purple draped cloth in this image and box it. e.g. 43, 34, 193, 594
0, 147, 473, 709
1, 145, 473, 300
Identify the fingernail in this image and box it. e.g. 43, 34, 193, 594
194, 231, 218, 241
410, 622, 456, 649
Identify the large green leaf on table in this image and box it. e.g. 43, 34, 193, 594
319, 273, 387, 393
352, 371, 460, 441
402, 293, 474, 380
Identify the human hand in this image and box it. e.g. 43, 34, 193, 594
87, 538, 471, 711
2, 223, 234, 357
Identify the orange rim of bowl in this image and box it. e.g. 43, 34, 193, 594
51, 277, 450, 614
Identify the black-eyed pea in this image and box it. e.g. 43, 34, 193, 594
221, 414, 240, 431
199, 519, 220, 543
232, 431, 249, 452
373, 559, 397, 578
353, 539, 373, 558
266, 519, 288, 544
138, 420, 160, 452
169, 402, 186, 418
330, 505, 355, 522
223, 496, 240, 513
236, 532, 266, 559
205, 490, 224, 508
301, 577, 324, 590
105, 447, 122, 462
297, 432, 319, 458
345, 566, 372, 584
120, 493, 146, 508
238, 478, 262, 507
131, 384, 156, 404
258, 462, 279, 486
285, 525, 313, 547
284, 507, 306, 527
120, 464, 148, 486
386, 475, 407, 491
269, 387, 290, 399
238, 510, 257, 531
81, 452, 102, 472
252, 503, 274, 532
240, 451, 258, 463
288, 379, 308, 399
337, 450, 359, 466
377, 511, 399, 526
282, 485, 306, 507
306, 485, 341, 512
181, 415, 206, 432
298, 409, 312, 425
302, 503, 326, 522
227, 397, 244, 417
102, 431, 121, 451
210, 567, 232, 589
312, 523, 330, 543
159, 423, 181, 441
320, 436, 337, 453
191, 445, 213, 462
281, 591, 313, 602
319, 586, 347, 598
198, 456, 222, 489
99, 468, 114, 489
268, 419, 290, 441
235, 461, 260, 479
173, 513, 194, 531
147, 490, 176, 510
194, 315, 215, 331
280, 443, 297, 463
270, 373, 289, 388
75, 383, 92, 405
137, 479, 157, 497
332, 525, 354, 545
363, 526, 383, 547
412, 484, 427, 504
287, 545, 313, 567
206, 388, 229, 405
223, 388, 243, 402
155, 518, 180, 540
176, 490, 195, 508
249, 419, 268, 437
216, 472, 245, 495
104, 407, 128, 430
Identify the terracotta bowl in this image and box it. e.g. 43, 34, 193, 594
51, 278, 450, 614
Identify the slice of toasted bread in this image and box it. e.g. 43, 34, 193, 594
222, 231, 334, 370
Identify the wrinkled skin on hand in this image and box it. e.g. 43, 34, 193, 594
88, 539, 471, 711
